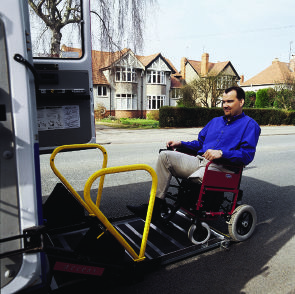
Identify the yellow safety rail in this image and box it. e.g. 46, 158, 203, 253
50, 144, 108, 214
84, 164, 158, 262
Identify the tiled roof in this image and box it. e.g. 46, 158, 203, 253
61, 45, 82, 57
209, 61, 230, 75
92, 69, 109, 85
62, 45, 178, 85
136, 53, 178, 74
92, 48, 130, 70
92, 49, 178, 85
240, 60, 295, 86
136, 53, 160, 67
92, 48, 130, 85
187, 59, 230, 76
61, 45, 123, 84
171, 75, 184, 88
187, 60, 201, 74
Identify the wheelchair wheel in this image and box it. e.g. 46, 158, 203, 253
228, 204, 257, 242
188, 222, 211, 245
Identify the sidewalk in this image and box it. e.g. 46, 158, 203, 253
95, 125, 295, 145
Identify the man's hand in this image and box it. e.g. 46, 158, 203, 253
166, 141, 182, 150
202, 149, 223, 161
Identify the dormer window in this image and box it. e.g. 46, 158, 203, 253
147, 70, 166, 84
115, 67, 136, 82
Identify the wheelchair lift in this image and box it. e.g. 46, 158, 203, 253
1, 143, 255, 292
38, 144, 233, 290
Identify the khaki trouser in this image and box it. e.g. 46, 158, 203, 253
155, 151, 233, 199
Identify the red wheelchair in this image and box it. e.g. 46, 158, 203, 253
159, 148, 257, 244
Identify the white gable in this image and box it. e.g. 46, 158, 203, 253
185, 62, 199, 83
115, 52, 144, 69
148, 57, 170, 71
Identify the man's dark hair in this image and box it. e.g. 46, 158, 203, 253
225, 86, 245, 101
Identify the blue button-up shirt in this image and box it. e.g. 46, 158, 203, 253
181, 112, 261, 165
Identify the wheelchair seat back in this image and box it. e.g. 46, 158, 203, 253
202, 169, 241, 190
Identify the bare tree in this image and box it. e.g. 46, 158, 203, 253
273, 74, 295, 109
28, 0, 154, 57
181, 74, 237, 108
28, 0, 81, 56
91, 0, 152, 53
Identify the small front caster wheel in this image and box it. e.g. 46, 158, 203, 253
228, 204, 257, 241
188, 222, 211, 245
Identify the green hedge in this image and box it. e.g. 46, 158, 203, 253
159, 106, 222, 127
159, 106, 294, 127
284, 110, 295, 125
243, 108, 288, 125
255, 89, 270, 108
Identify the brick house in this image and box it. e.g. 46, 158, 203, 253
92, 48, 179, 118
240, 55, 295, 92
62, 45, 240, 114
178, 53, 240, 106
169, 73, 185, 105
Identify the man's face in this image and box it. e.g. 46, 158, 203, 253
222, 90, 244, 118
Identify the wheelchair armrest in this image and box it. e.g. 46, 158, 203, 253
159, 146, 198, 156
212, 157, 243, 166
175, 146, 199, 156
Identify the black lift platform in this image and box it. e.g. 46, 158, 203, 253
40, 144, 232, 290
113, 211, 229, 265
43, 209, 230, 291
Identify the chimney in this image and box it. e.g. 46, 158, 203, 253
272, 58, 279, 64
201, 53, 209, 76
289, 54, 295, 72
181, 57, 187, 79
240, 75, 244, 84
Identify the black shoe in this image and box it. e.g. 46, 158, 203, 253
126, 204, 148, 219
127, 198, 164, 222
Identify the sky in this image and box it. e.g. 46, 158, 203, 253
29, 0, 295, 82
141, 0, 295, 82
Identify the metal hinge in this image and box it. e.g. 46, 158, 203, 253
0, 226, 46, 259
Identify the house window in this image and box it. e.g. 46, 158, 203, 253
147, 95, 165, 109
115, 67, 136, 82
147, 71, 166, 84
116, 94, 137, 110
171, 88, 181, 99
97, 86, 107, 96
217, 75, 235, 89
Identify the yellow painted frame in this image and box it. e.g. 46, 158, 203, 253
50, 144, 158, 262
50, 144, 108, 214
84, 164, 158, 262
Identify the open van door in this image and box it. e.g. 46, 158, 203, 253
0, 1, 43, 292
31, 0, 95, 152
0, 0, 95, 292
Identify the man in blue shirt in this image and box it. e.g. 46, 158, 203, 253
127, 86, 261, 221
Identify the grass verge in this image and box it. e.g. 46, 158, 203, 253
96, 118, 159, 129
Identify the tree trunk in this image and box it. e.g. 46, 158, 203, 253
51, 29, 62, 57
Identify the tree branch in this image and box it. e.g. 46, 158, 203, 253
36, 0, 46, 15
62, 0, 73, 23
90, 10, 122, 52
28, 0, 50, 26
